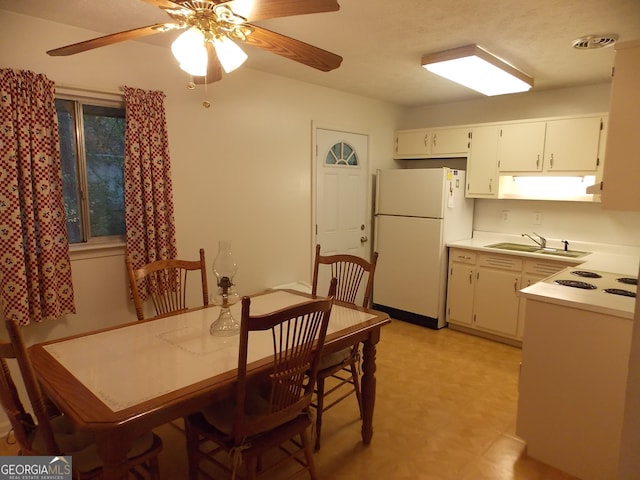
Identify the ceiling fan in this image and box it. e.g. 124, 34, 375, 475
46, 0, 343, 84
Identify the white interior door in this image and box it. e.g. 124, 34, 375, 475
315, 128, 369, 258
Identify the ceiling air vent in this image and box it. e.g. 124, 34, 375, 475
571, 34, 619, 49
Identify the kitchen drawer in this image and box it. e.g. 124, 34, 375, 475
478, 253, 523, 271
449, 249, 476, 264
524, 260, 572, 277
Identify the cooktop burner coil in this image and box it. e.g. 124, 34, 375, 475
603, 288, 636, 298
617, 277, 638, 286
570, 270, 602, 278
554, 279, 597, 289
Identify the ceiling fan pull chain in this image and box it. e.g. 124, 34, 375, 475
203, 85, 211, 108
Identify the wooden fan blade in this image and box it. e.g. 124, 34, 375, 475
140, 0, 188, 10
225, 0, 339, 21
193, 43, 223, 84
243, 25, 342, 72
47, 23, 178, 56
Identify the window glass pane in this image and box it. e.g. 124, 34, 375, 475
55, 99, 82, 243
82, 104, 126, 238
343, 143, 353, 159
325, 142, 358, 166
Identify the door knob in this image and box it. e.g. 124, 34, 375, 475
360, 236, 368, 243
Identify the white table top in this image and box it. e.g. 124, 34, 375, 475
44, 290, 375, 412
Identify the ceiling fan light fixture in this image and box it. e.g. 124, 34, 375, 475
171, 27, 208, 76
421, 45, 533, 96
213, 35, 248, 73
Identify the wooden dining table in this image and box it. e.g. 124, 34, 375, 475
29, 289, 391, 480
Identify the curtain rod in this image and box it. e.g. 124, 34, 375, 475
56, 83, 124, 99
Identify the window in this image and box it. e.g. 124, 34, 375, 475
55, 97, 126, 244
325, 141, 359, 166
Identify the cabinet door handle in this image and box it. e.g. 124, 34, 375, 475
489, 178, 492, 192
514, 278, 519, 291
536, 154, 540, 169
424, 133, 429, 147
550, 153, 554, 168
469, 271, 473, 284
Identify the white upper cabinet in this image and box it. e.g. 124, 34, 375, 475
394, 127, 471, 159
394, 129, 430, 157
466, 125, 500, 198
601, 40, 640, 211
431, 128, 471, 156
396, 112, 607, 201
497, 115, 605, 174
497, 122, 546, 172
543, 117, 603, 172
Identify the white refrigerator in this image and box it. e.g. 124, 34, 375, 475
373, 168, 474, 329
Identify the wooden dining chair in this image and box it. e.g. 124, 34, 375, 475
126, 248, 209, 320
0, 319, 163, 479
184, 279, 336, 480
310, 243, 379, 451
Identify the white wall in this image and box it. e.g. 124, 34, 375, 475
0, 10, 401, 346
475, 199, 640, 248
399, 82, 612, 128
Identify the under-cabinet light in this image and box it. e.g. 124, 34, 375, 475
506, 176, 596, 200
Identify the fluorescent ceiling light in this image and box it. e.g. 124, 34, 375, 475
421, 45, 533, 96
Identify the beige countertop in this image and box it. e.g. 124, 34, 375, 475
448, 231, 640, 319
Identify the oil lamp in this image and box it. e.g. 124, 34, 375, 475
210, 240, 240, 336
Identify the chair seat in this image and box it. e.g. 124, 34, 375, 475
201, 384, 307, 438
188, 410, 312, 458
31, 415, 158, 474
318, 347, 352, 371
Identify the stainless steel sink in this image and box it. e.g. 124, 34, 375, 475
486, 242, 541, 253
486, 242, 589, 258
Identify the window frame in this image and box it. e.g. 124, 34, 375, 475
56, 91, 127, 248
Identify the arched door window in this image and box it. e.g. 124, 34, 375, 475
325, 142, 359, 166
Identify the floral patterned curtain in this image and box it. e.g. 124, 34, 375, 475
123, 86, 177, 297
0, 69, 76, 325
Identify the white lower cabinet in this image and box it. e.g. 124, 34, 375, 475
474, 263, 521, 336
446, 251, 476, 326
446, 248, 571, 343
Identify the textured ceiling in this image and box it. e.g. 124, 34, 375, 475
1, 0, 639, 107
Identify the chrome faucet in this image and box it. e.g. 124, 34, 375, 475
522, 232, 547, 249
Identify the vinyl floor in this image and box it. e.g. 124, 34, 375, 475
1, 319, 578, 479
